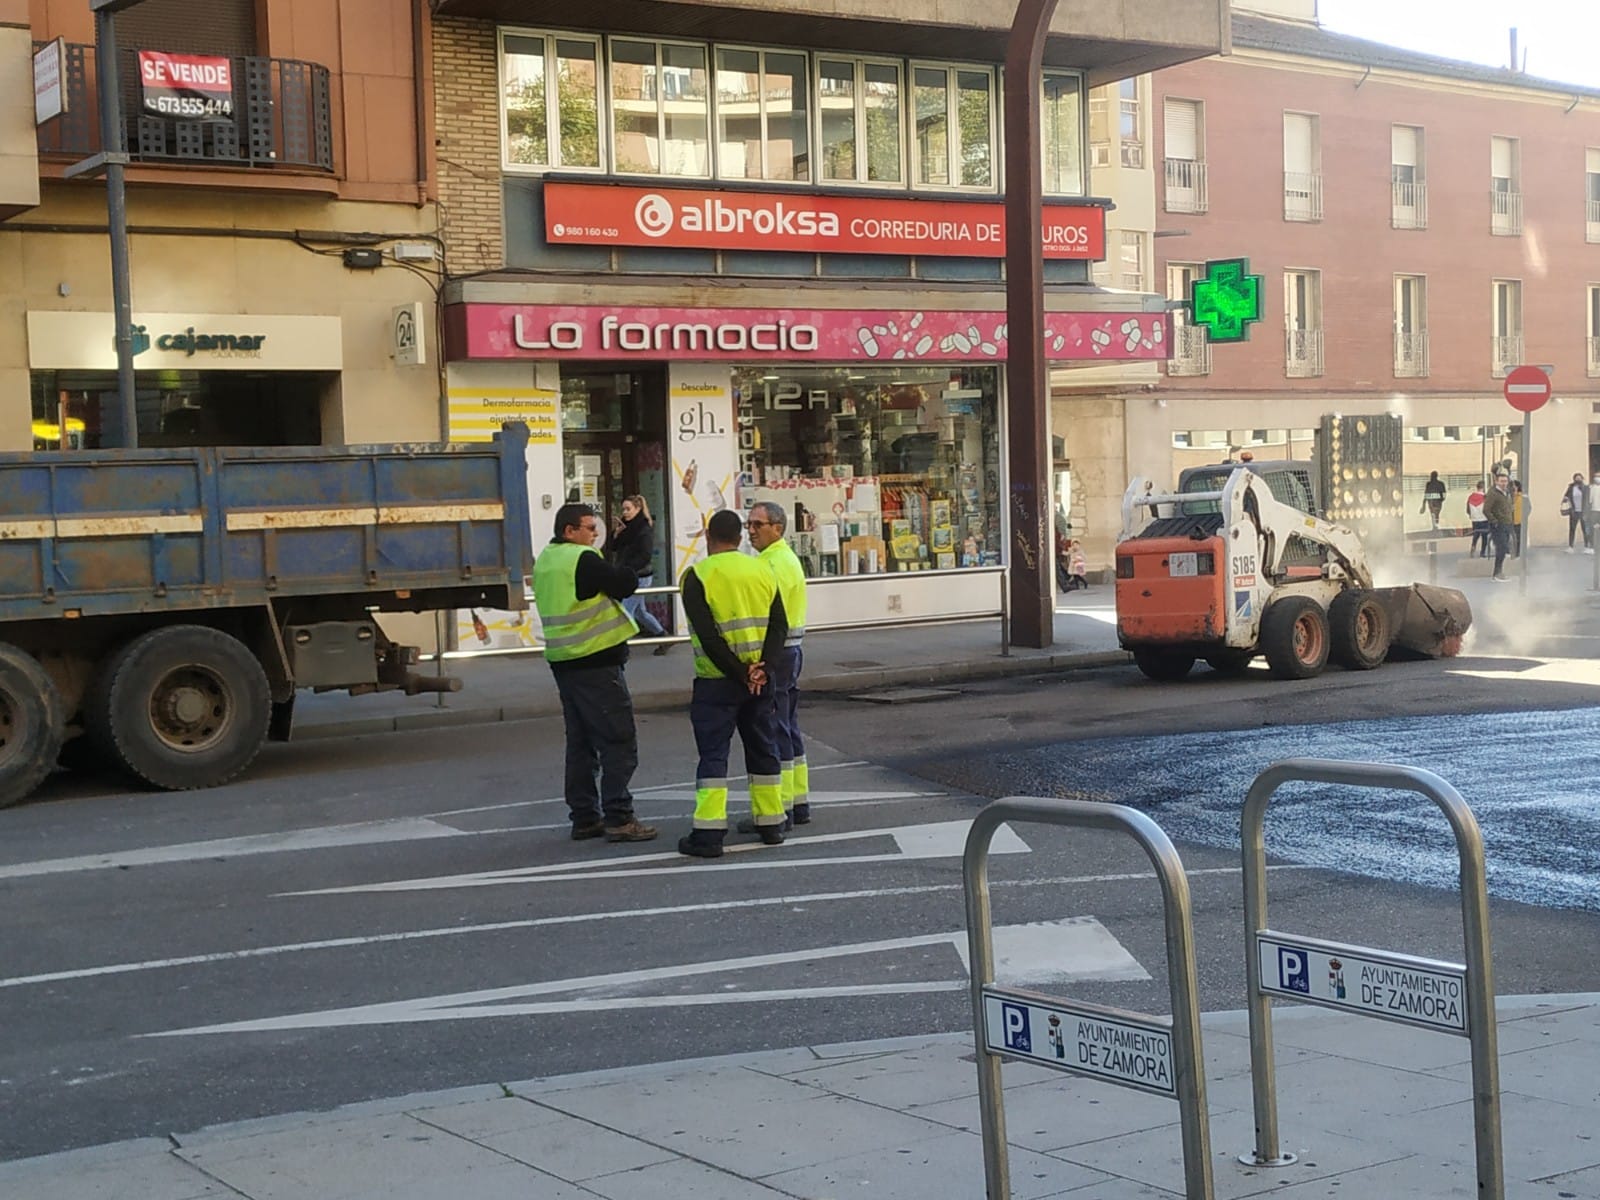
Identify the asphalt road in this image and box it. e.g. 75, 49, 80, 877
3, 631, 1600, 1162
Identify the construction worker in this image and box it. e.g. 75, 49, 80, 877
678, 508, 789, 859
744, 500, 811, 828
532, 503, 658, 843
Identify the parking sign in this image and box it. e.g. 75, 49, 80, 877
1000, 1001, 1031, 1053
1279, 947, 1309, 994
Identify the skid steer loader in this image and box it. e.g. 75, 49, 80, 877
1113, 460, 1471, 681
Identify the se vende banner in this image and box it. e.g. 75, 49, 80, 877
543, 181, 1107, 261
138, 51, 234, 120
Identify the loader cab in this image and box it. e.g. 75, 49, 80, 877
1175, 460, 1319, 518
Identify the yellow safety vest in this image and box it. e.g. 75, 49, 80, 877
532, 541, 637, 663
690, 551, 777, 680
760, 537, 807, 649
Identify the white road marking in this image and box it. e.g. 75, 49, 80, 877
954, 917, 1151, 983
286, 820, 1027, 896
147, 917, 1142, 1036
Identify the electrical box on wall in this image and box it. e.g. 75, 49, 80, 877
392, 242, 437, 262
342, 248, 383, 270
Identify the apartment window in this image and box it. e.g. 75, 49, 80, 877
1114, 232, 1145, 290
911, 64, 995, 189
1587, 284, 1600, 376
715, 47, 809, 182
816, 57, 903, 185
1042, 72, 1085, 196
610, 39, 710, 176
1391, 125, 1426, 229
1283, 112, 1322, 221
500, 31, 603, 171
1167, 262, 1210, 376
1393, 275, 1429, 378
1088, 78, 1142, 168
1492, 279, 1523, 376
1490, 135, 1522, 235
1586, 148, 1600, 243
1284, 269, 1323, 376
1163, 98, 1206, 213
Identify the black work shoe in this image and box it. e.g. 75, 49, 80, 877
677, 831, 724, 859
792, 803, 812, 825
605, 819, 659, 843
571, 821, 607, 841
757, 825, 785, 846
737, 814, 794, 835
652, 641, 674, 656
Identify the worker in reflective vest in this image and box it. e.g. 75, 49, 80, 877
746, 500, 810, 828
532, 503, 658, 844
677, 508, 789, 859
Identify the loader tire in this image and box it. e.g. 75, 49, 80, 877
1328, 590, 1390, 671
0, 642, 65, 808
1261, 596, 1329, 680
1132, 650, 1195, 681
1204, 649, 1255, 676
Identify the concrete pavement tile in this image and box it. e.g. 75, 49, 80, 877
774, 1041, 995, 1109
761, 1126, 1112, 1200
1364, 1090, 1600, 1183
583, 1158, 798, 1199
1044, 1181, 1182, 1198
1231, 1153, 1478, 1198
1533, 1162, 1600, 1199
1428, 1039, 1600, 1108
410, 1094, 573, 1139
466, 1108, 677, 1182
1201, 1046, 1472, 1127
524, 1064, 812, 1131
0, 1146, 226, 1200
1198, 1028, 1328, 1080
1257, 1008, 1537, 1073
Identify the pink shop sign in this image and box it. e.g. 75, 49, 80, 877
454, 304, 1172, 363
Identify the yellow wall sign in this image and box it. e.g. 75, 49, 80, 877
446, 386, 558, 444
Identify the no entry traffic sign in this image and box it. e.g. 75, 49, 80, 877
1503, 364, 1552, 412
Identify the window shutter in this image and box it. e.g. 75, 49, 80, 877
1586, 147, 1600, 174
1391, 125, 1417, 167
1164, 99, 1198, 161
119, 0, 258, 56
1491, 137, 1513, 179
1283, 113, 1313, 173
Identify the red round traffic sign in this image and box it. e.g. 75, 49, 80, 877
1503, 365, 1552, 413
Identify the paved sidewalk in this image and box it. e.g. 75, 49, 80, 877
7, 994, 1597, 1198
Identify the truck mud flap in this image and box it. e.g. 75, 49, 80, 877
1372, 584, 1473, 660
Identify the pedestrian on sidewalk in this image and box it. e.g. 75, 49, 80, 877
678, 509, 788, 860
1511, 481, 1528, 556
532, 503, 658, 844
1422, 471, 1446, 530
609, 494, 674, 651
1561, 473, 1591, 552
1466, 481, 1488, 558
1484, 472, 1513, 581
746, 501, 811, 829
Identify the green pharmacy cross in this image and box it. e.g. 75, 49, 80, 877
1190, 257, 1264, 344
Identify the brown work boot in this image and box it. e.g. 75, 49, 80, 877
605, 818, 659, 843
571, 820, 607, 841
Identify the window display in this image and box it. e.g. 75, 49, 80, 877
732, 364, 1001, 577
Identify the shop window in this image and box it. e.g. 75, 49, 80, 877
715, 47, 810, 183
733, 365, 1001, 576
911, 63, 995, 190
501, 31, 603, 171
30, 370, 324, 449
1042, 72, 1084, 196
817, 57, 904, 185
610, 38, 710, 176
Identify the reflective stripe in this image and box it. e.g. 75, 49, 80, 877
718, 616, 767, 632
542, 612, 635, 649
690, 551, 779, 679
532, 541, 638, 663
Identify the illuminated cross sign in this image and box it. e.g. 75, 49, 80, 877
1190, 257, 1264, 344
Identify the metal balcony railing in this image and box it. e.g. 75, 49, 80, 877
1163, 158, 1207, 213
1394, 330, 1429, 378
1391, 180, 1428, 229
1167, 325, 1211, 376
35, 42, 334, 173
1587, 199, 1600, 243
1491, 334, 1523, 377
1490, 188, 1522, 235
1283, 171, 1322, 221
1285, 328, 1323, 377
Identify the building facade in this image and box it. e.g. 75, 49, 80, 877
4, 0, 439, 455
1134, 6, 1600, 552
428, 0, 1227, 637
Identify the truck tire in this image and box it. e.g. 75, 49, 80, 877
1261, 596, 1330, 680
1132, 649, 1195, 681
1204, 649, 1255, 676
94, 626, 271, 791
0, 643, 65, 808
1328, 590, 1390, 671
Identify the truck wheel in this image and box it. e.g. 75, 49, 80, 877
1329, 590, 1390, 671
1261, 596, 1330, 680
96, 626, 271, 791
1204, 649, 1255, 676
0, 643, 66, 808
1132, 649, 1195, 681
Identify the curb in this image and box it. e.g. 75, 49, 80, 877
288, 648, 1132, 741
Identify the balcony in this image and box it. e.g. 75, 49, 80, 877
1394, 330, 1429, 378
1588, 198, 1600, 243
1491, 334, 1524, 377
1163, 158, 1207, 213
1391, 180, 1427, 230
1285, 328, 1323, 377
1283, 171, 1322, 221
1491, 188, 1522, 235
1167, 325, 1211, 376
35, 43, 333, 174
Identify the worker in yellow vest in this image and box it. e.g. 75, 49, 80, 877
745, 501, 810, 828
677, 508, 789, 859
532, 503, 658, 844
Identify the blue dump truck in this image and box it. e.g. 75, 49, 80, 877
0, 424, 532, 807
